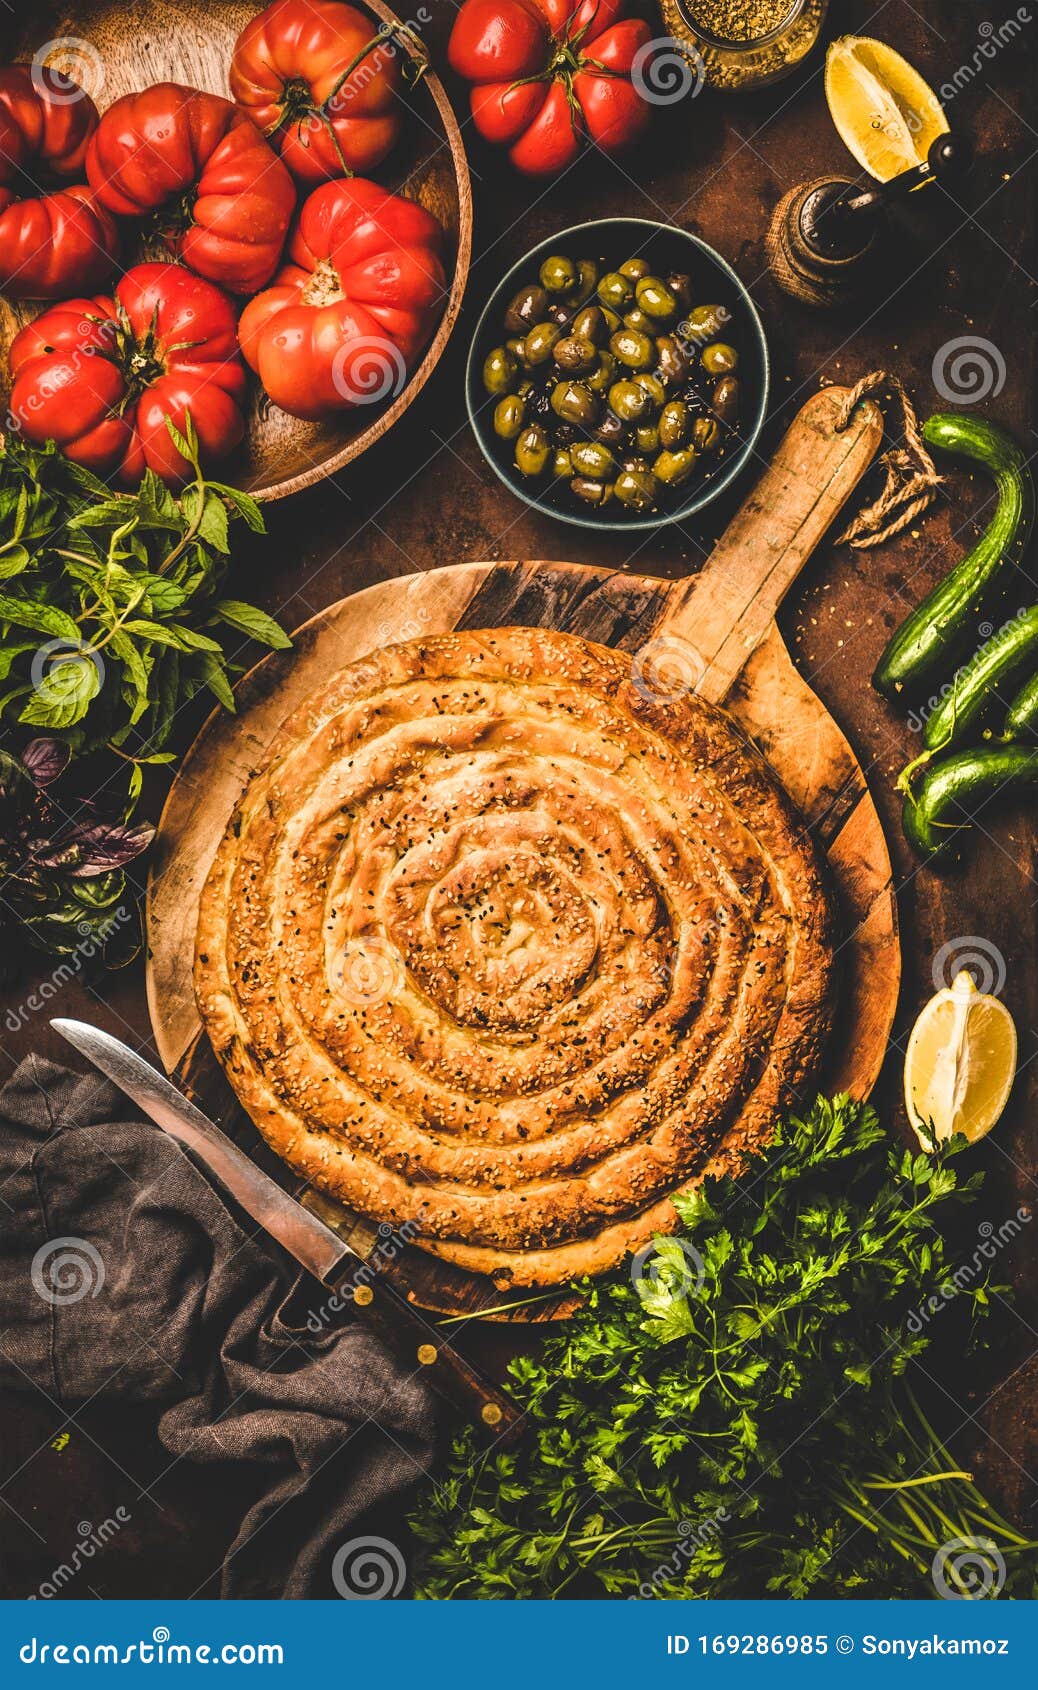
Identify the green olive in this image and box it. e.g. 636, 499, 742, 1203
658, 399, 690, 449
571, 258, 599, 307
483, 345, 518, 396
597, 271, 632, 311
701, 342, 739, 377
653, 447, 698, 486
684, 304, 729, 344
570, 440, 616, 480
571, 304, 607, 346
608, 378, 651, 422
540, 254, 577, 294
493, 393, 526, 440
571, 476, 614, 507
524, 321, 561, 365
587, 349, 618, 392
553, 335, 597, 375
619, 256, 650, 281
623, 307, 653, 335
692, 415, 721, 453
504, 283, 548, 336
655, 334, 691, 387
599, 306, 622, 334
613, 467, 660, 510
635, 423, 660, 454
634, 372, 666, 408
550, 380, 599, 427
712, 375, 741, 423
515, 424, 550, 477
635, 276, 677, 320
552, 447, 574, 478
610, 327, 654, 371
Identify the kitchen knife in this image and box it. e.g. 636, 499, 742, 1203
51, 1018, 525, 1444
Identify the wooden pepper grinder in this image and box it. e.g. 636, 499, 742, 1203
767, 134, 968, 309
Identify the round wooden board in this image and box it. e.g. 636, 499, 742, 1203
0, 0, 472, 502
147, 556, 900, 1323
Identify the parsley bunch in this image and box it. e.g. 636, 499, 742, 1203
413, 1097, 1038, 1599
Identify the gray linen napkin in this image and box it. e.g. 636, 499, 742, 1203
0, 1055, 437, 1599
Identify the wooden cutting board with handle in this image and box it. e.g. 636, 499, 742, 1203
147, 386, 898, 1321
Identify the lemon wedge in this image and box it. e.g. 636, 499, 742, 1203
904, 970, 1017, 1149
825, 35, 949, 183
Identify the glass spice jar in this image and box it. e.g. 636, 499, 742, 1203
660, 0, 829, 91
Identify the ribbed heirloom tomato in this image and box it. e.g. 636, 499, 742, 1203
238, 178, 445, 420
0, 64, 118, 298
8, 262, 248, 487
230, 0, 403, 183
447, 0, 653, 175
86, 83, 296, 294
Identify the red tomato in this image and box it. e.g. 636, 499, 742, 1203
238, 178, 445, 420
8, 262, 248, 487
86, 83, 296, 294
230, 0, 402, 183
0, 65, 118, 298
447, 0, 651, 175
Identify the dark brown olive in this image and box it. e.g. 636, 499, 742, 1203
610, 327, 654, 371
587, 350, 618, 393
684, 304, 729, 344
504, 283, 549, 335
597, 271, 632, 311
524, 321, 561, 365
550, 380, 599, 427
614, 467, 660, 510
572, 304, 608, 345
712, 375, 741, 422
692, 415, 721, 453
554, 335, 598, 374
494, 393, 526, 440
608, 378, 651, 422
571, 440, 616, 479
656, 334, 691, 387
483, 345, 518, 396
667, 272, 694, 313
619, 256, 650, 281
571, 259, 599, 306
654, 447, 697, 486
571, 476, 614, 507
592, 412, 626, 448
635, 276, 677, 320
540, 254, 577, 294
515, 424, 550, 477
635, 372, 667, 409
658, 399, 690, 449
701, 342, 739, 377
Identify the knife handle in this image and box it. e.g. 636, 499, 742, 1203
328, 1262, 527, 1447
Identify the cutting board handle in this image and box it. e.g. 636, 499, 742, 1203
657, 386, 884, 704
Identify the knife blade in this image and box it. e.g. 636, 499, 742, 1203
51, 1018, 525, 1443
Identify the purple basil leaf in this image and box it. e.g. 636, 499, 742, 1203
67, 821, 155, 876
22, 738, 71, 787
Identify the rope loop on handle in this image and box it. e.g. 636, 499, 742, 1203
831, 370, 943, 548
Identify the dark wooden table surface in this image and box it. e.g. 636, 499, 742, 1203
2, 0, 1036, 1598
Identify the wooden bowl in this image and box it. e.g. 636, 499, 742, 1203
0, 0, 472, 501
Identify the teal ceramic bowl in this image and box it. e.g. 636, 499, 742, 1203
465, 218, 770, 534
